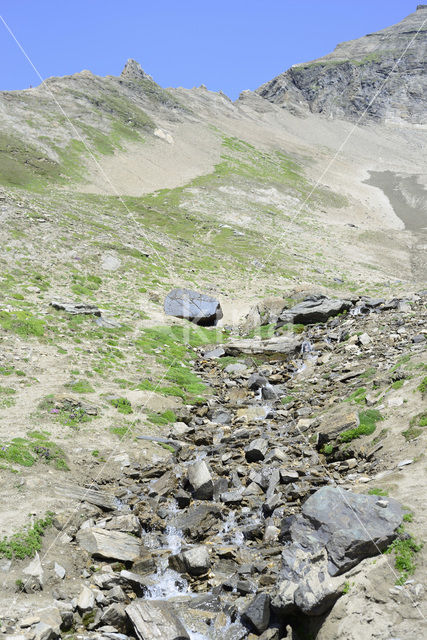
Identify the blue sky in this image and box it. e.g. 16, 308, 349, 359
0, 1, 419, 99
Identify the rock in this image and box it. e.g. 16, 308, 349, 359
169, 545, 211, 576
291, 486, 403, 575
316, 407, 360, 446
247, 373, 269, 390
236, 406, 271, 421
55, 484, 118, 510
224, 335, 301, 356
173, 504, 222, 540
278, 296, 352, 326
164, 288, 223, 326
100, 603, 127, 631
126, 600, 190, 640
203, 346, 226, 359
224, 363, 248, 374
241, 593, 270, 633
50, 300, 101, 316
358, 332, 371, 346
76, 527, 143, 563
187, 461, 214, 500
245, 438, 268, 462
22, 552, 43, 591
77, 585, 95, 613
54, 562, 65, 579
105, 514, 142, 535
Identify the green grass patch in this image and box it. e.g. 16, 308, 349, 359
385, 526, 423, 584
110, 397, 133, 414
391, 379, 404, 390
0, 310, 44, 338
402, 411, 427, 440
339, 409, 384, 443
281, 394, 295, 405
0, 512, 54, 559
66, 379, 95, 394
368, 488, 388, 496
148, 410, 176, 426
345, 387, 367, 405
417, 376, 427, 396
0, 431, 68, 470
109, 425, 132, 439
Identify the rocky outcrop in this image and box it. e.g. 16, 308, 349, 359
256, 6, 427, 124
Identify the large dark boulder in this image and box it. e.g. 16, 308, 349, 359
164, 288, 223, 326
277, 295, 352, 326
290, 486, 403, 575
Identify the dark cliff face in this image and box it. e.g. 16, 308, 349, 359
256, 6, 427, 124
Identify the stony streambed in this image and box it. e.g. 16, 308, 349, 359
4, 293, 426, 639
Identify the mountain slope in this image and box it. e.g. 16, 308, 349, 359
256, 4, 427, 124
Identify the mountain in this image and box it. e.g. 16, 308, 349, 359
0, 8, 426, 640
256, 4, 427, 124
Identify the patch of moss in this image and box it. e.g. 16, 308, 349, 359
66, 379, 95, 394
148, 410, 176, 426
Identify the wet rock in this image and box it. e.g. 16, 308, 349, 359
76, 527, 144, 563
241, 592, 270, 634
245, 438, 268, 462
126, 600, 190, 640
169, 545, 211, 576
187, 460, 214, 499
173, 504, 222, 540
278, 296, 352, 326
164, 288, 223, 326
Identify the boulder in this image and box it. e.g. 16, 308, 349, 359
164, 288, 223, 326
76, 527, 143, 563
278, 296, 352, 326
291, 486, 403, 575
245, 438, 268, 462
187, 460, 214, 500
100, 603, 127, 631
272, 547, 344, 618
76, 585, 95, 614
169, 545, 211, 576
224, 335, 301, 356
241, 593, 270, 633
126, 600, 190, 640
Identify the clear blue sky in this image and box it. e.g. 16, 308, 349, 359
0, 1, 419, 99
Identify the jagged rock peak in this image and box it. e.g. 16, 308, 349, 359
256, 6, 427, 124
121, 58, 153, 82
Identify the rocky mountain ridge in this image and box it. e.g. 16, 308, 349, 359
256, 5, 427, 124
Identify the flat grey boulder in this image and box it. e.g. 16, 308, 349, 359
164, 288, 223, 326
241, 593, 271, 634
292, 486, 403, 575
224, 335, 301, 356
126, 600, 189, 640
278, 296, 352, 326
76, 527, 143, 563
